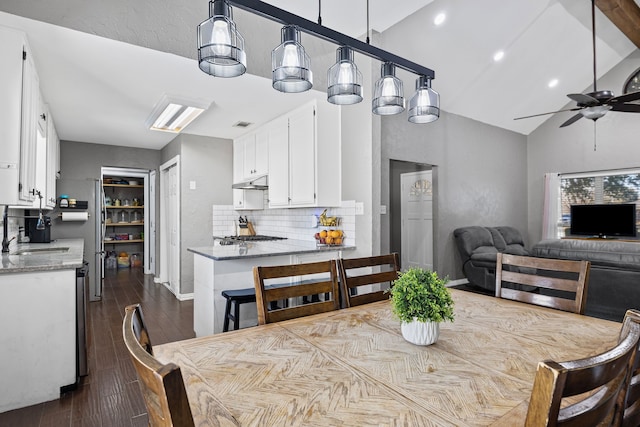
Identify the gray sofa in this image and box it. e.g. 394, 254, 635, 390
532, 238, 640, 322
453, 226, 529, 292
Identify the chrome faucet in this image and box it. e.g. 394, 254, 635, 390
2, 205, 13, 253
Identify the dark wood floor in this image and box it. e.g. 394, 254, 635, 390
0, 268, 195, 427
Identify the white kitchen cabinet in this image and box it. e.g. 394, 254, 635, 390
0, 26, 44, 206
268, 100, 341, 208
45, 107, 60, 208
233, 188, 263, 210
233, 128, 269, 184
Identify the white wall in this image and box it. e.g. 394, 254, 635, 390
527, 50, 640, 246
380, 110, 529, 280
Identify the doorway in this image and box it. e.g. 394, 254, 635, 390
159, 156, 181, 296
389, 160, 435, 270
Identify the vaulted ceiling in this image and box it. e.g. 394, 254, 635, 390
0, 0, 638, 149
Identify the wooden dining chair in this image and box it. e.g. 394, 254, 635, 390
253, 260, 340, 325
123, 304, 195, 427
526, 308, 640, 426
622, 310, 640, 427
337, 253, 400, 308
495, 253, 591, 314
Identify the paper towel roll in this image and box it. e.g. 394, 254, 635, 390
61, 211, 89, 221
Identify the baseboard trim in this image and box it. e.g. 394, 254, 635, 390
446, 278, 469, 287
176, 293, 194, 301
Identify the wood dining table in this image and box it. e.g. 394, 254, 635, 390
154, 289, 621, 426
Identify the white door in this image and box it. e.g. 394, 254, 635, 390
401, 171, 433, 271
148, 170, 156, 275
160, 156, 180, 296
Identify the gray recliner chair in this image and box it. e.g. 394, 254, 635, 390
453, 226, 529, 292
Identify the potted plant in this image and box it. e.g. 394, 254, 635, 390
387, 267, 454, 345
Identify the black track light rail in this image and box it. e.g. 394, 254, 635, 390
229, 0, 435, 79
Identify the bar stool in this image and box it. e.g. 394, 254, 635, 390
221, 288, 256, 332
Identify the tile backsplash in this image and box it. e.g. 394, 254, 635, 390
212, 200, 356, 246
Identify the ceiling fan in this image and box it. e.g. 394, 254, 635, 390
514, 0, 640, 128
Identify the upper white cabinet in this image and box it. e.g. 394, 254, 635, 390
233, 128, 269, 183
233, 188, 263, 210
45, 107, 60, 208
0, 26, 56, 207
268, 100, 341, 208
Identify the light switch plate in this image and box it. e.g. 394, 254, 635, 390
189, 181, 196, 190
380, 205, 387, 214
355, 202, 364, 215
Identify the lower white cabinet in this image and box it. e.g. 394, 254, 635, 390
233, 188, 264, 210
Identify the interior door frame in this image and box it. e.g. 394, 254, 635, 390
159, 156, 181, 295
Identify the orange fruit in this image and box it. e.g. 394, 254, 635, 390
334, 237, 342, 245
330, 230, 340, 238
319, 230, 328, 238
325, 236, 334, 244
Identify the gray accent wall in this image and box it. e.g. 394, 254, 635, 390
527, 50, 640, 246
380, 110, 528, 280
161, 134, 233, 295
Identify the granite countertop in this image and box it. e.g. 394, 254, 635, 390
0, 239, 85, 273
188, 239, 356, 261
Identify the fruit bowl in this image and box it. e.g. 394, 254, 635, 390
314, 229, 344, 246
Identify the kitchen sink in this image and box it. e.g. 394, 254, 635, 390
12, 247, 70, 255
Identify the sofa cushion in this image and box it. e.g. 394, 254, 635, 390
453, 226, 495, 261
532, 239, 640, 272
489, 228, 507, 251
469, 248, 499, 268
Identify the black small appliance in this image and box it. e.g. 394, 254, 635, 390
26, 215, 52, 243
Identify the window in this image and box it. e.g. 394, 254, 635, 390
558, 169, 640, 237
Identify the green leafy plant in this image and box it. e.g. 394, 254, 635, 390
387, 267, 454, 323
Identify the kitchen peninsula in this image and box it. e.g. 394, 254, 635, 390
189, 239, 355, 336
0, 239, 84, 413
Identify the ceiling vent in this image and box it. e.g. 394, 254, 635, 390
233, 121, 253, 128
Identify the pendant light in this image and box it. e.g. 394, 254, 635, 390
327, 46, 363, 105
197, 0, 247, 78
372, 62, 405, 115
408, 76, 440, 123
272, 25, 313, 93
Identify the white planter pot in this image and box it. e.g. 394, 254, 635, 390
401, 319, 440, 346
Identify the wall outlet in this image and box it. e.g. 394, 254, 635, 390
355, 202, 364, 215
189, 180, 196, 190
380, 205, 387, 215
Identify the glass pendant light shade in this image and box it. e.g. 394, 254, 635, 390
408, 76, 440, 123
198, 0, 247, 78
372, 62, 405, 115
327, 46, 363, 105
272, 25, 313, 93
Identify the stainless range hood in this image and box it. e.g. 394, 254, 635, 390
232, 174, 268, 190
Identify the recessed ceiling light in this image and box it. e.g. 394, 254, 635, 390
548, 79, 559, 88
434, 13, 446, 26
145, 94, 211, 133
493, 50, 505, 62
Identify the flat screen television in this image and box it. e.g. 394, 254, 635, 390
569, 203, 637, 238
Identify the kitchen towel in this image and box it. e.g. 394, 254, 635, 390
61, 211, 89, 221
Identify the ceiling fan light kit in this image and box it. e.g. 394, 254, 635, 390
514, 0, 640, 129
197, 0, 439, 123
197, 0, 247, 77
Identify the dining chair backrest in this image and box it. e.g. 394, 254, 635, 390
526, 308, 640, 426
622, 310, 640, 426
495, 253, 591, 314
123, 304, 195, 427
337, 253, 400, 308
253, 260, 340, 325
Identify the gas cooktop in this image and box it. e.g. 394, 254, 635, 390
216, 235, 287, 245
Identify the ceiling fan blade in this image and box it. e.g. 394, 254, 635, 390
608, 90, 640, 104
567, 93, 599, 105
560, 113, 584, 128
514, 107, 582, 121
610, 103, 640, 112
